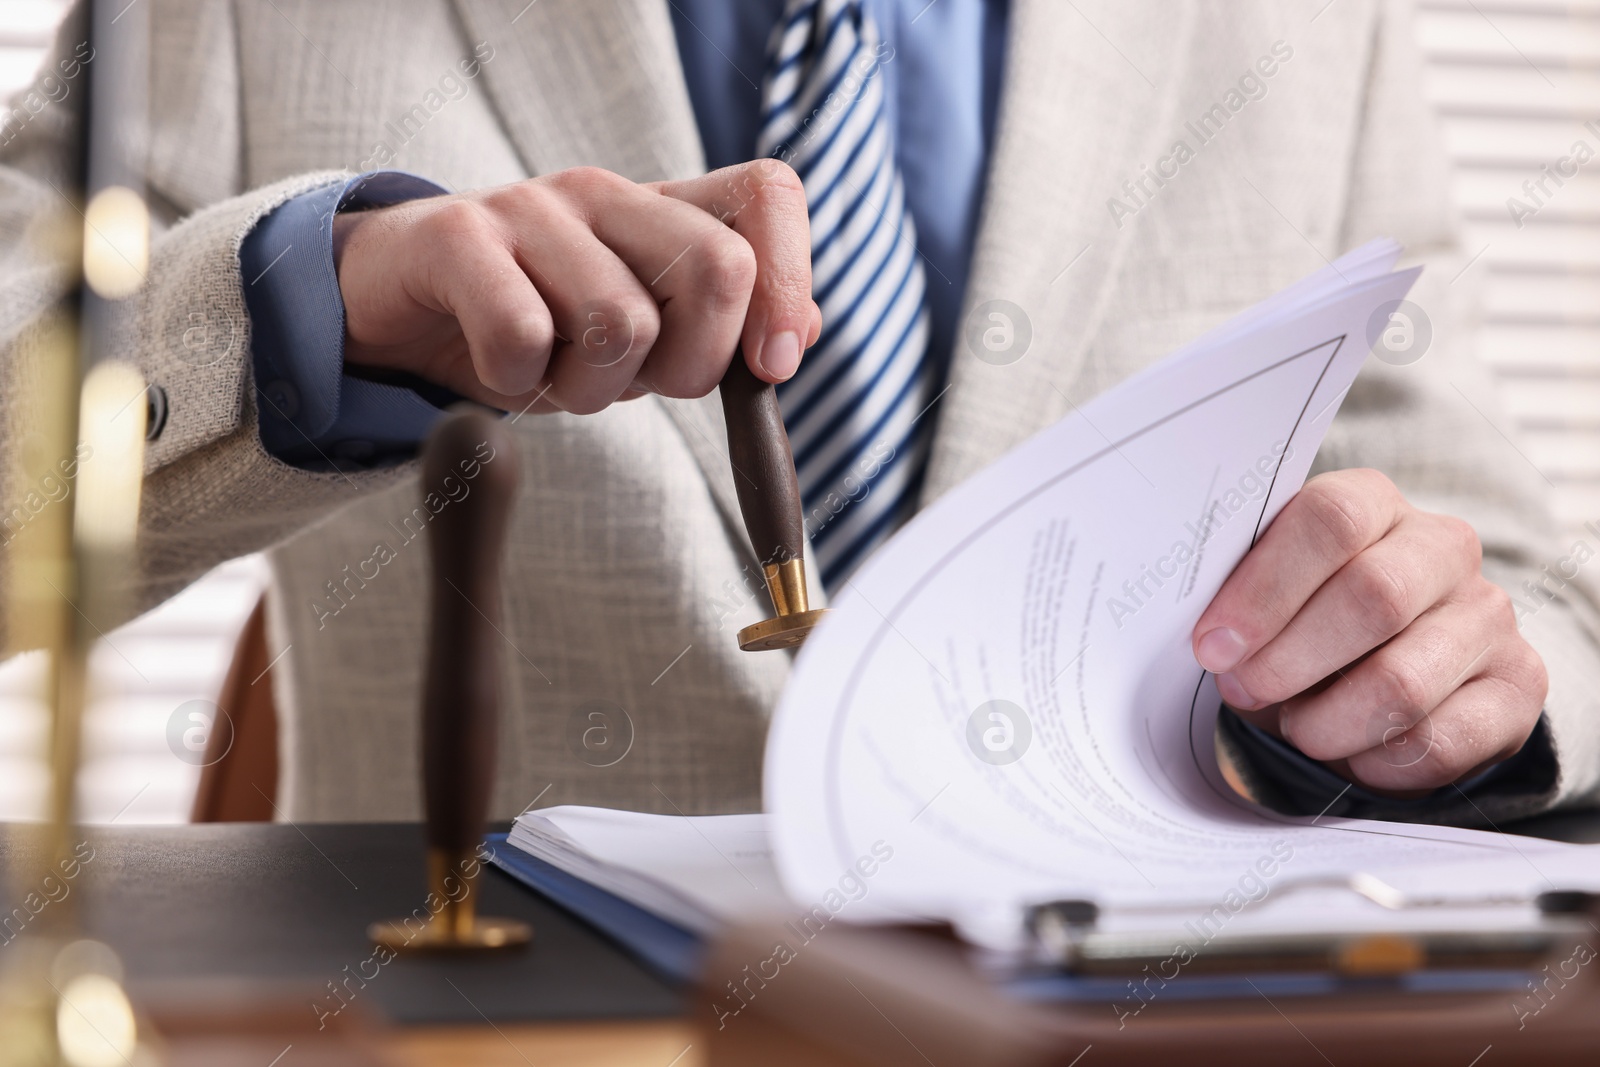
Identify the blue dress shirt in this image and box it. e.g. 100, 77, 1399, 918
242, 0, 1009, 471
244, 171, 454, 469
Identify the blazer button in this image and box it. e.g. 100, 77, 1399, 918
145, 384, 168, 441
260, 379, 300, 421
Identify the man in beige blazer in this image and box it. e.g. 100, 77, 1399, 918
3, 0, 1597, 825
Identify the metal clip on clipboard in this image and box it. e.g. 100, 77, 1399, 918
1024, 879, 1600, 979
695, 883, 1600, 1066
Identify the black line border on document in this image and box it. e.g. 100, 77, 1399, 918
820, 334, 1350, 871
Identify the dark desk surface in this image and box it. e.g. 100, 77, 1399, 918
0, 822, 680, 1028
4, 811, 1597, 1031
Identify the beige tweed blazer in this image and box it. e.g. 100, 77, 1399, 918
3, 0, 1598, 821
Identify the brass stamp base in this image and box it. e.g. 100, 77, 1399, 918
367, 846, 533, 953
367, 915, 532, 953
737, 607, 829, 651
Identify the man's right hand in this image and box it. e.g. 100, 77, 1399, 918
330, 159, 822, 416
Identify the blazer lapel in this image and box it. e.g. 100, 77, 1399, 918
451, 0, 705, 181
920, 0, 1198, 503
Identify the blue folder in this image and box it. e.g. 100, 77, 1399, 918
484, 832, 705, 982
486, 834, 1535, 1005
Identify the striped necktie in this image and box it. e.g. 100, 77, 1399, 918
757, 0, 936, 591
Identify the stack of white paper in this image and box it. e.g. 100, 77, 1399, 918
508, 807, 784, 934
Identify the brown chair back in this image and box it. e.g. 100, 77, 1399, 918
190, 594, 278, 821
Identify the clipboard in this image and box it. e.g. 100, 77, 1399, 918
694, 893, 1600, 1065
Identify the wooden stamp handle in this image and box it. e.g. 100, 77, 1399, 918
719, 355, 805, 566
420, 408, 519, 857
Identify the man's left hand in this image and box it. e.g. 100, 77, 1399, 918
1192, 468, 1547, 794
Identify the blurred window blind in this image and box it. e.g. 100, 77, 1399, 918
0, 0, 266, 823
0, 556, 268, 824
1417, 0, 1600, 536
0, 0, 67, 85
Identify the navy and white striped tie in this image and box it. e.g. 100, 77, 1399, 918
758, 0, 936, 590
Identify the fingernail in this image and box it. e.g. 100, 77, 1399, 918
1196, 627, 1249, 674
1214, 672, 1255, 710
760, 331, 801, 380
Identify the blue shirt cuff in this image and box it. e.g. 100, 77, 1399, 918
242, 171, 456, 471
1218, 705, 1560, 825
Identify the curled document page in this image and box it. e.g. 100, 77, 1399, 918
766, 239, 1600, 949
